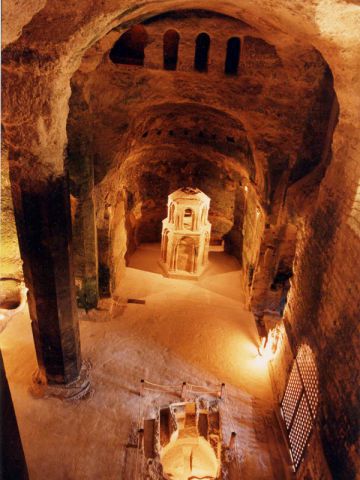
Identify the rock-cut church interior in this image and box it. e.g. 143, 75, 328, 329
1, 1, 359, 479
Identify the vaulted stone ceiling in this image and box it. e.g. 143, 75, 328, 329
65, 8, 336, 260
3, 0, 359, 181
67, 9, 334, 194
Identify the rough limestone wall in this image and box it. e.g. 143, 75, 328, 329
120, 153, 241, 245
268, 321, 293, 405
272, 119, 360, 479
267, 320, 333, 479
250, 222, 298, 316
242, 186, 264, 288
0, 148, 22, 279
297, 429, 333, 480
225, 184, 246, 262
1, 0, 46, 47
109, 191, 128, 300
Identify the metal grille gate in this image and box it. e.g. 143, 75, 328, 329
281, 345, 319, 471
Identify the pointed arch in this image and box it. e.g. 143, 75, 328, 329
184, 208, 194, 230
176, 236, 195, 272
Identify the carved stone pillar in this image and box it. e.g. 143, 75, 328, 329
69, 149, 99, 310
2, 49, 89, 397
11, 174, 90, 397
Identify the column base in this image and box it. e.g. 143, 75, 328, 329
30, 360, 91, 401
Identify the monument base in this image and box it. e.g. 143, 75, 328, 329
158, 260, 208, 280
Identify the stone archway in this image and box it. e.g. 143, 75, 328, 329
176, 236, 195, 273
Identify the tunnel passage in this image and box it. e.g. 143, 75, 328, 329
67, 10, 337, 314
67, 93, 265, 302
63, 20, 341, 474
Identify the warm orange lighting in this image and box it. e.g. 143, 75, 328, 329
161, 433, 219, 480
258, 324, 282, 361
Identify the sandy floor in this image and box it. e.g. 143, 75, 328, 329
1, 244, 291, 479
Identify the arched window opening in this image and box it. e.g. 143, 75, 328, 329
225, 37, 241, 75
176, 237, 195, 272
194, 33, 210, 72
281, 344, 319, 471
109, 25, 148, 65
163, 30, 180, 71
183, 208, 194, 230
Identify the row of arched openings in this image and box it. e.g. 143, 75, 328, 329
110, 26, 241, 74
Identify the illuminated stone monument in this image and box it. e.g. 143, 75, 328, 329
160, 187, 211, 279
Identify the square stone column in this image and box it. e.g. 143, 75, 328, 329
11, 174, 82, 385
